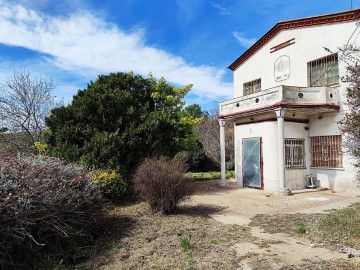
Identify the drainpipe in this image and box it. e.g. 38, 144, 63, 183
275, 108, 290, 196
219, 119, 228, 186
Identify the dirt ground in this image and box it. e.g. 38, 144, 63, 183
189, 180, 360, 269
86, 180, 360, 270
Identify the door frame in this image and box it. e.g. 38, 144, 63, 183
242, 137, 264, 189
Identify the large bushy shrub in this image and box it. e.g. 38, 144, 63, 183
45, 72, 200, 179
0, 154, 106, 269
133, 157, 192, 214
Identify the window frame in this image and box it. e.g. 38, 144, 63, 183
307, 53, 339, 87
310, 135, 343, 168
243, 78, 261, 96
285, 138, 306, 169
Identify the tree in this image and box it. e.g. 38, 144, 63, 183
0, 70, 54, 152
195, 109, 234, 169
340, 44, 360, 179
45, 72, 199, 179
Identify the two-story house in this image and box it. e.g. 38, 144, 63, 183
219, 8, 360, 195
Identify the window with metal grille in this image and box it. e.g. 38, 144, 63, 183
285, 139, 305, 169
243, 78, 261, 96
310, 135, 342, 168
307, 53, 339, 87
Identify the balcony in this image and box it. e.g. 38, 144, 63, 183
219, 85, 340, 119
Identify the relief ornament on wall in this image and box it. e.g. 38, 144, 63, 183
274, 55, 290, 82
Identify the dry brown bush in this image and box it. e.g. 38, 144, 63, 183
0, 154, 106, 269
133, 157, 192, 214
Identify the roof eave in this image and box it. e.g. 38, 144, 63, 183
228, 8, 360, 71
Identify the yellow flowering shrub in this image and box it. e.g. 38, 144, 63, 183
34, 141, 48, 154
91, 170, 128, 201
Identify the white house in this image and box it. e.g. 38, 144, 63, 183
219, 8, 360, 194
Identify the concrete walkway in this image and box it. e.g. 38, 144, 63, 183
190, 181, 360, 225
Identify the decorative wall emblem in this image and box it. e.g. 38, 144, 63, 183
270, 38, 295, 53
274, 55, 290, 82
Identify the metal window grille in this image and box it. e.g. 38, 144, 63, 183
243, 78, 261, 96
310, 135, 342, 168
307, 53, 339, 87
285, 139, 305, 169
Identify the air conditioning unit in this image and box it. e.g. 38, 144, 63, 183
306, 174, 317, 188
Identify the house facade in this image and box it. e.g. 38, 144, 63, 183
219, 9, 360, 194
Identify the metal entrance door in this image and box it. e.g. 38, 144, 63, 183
242, 137, 262, 188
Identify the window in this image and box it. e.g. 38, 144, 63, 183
307, 53, 339, 87
285, 139, 305, 169
243, 78, 261, 96
310, 135, 342, 168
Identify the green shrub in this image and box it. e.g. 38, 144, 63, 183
91, 170, 128, 201
0, 154, 106, 269
297, 223, 307, 234
174, 141, 219, 172
188, 258, 196, 268
133, 157, 192, 214
45, 72, 198, 181
186, 171, 235, 181
180, 237, 191, 250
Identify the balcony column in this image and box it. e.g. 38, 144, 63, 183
219, 120, 228, 186
275, 108, 290, 196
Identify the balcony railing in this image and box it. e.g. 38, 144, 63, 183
219, 85, 339, 117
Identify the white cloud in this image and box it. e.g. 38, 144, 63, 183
176, 0, 205, 23
0, 3, 232, 101
210, 2, 231, 15
232, 31, 257, 48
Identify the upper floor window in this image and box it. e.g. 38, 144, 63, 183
243, 78, 261, 96
307, 53, 339, 87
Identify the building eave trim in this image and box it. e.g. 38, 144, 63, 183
228, 8, 360, 71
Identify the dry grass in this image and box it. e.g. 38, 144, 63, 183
280, 259, 359, 270
250, 203, 360, 251
249, 212, 323, 238
250, 203, 360, 270
68, 190, 360, 270
317, 203, 360, 249
87, 202, 253, 270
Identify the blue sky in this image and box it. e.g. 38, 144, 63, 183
0, 0, 359, 111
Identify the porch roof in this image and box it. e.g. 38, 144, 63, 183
219, 85, 340, 120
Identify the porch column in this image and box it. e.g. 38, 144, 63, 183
219, 120, 227, 186
275, 108, 290, 196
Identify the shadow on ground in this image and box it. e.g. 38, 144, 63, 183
178, 203, 227, 217
190, 179, 239, 195
86, 215, 137, 267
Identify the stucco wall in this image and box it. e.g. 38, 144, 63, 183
284, 122, 309, 191
309, 113, 359, 190
235, 120, 311, 192
233, 21, 357, 97
235, 121, 278, 191
231, 19, 359, 191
